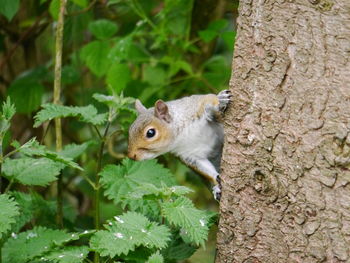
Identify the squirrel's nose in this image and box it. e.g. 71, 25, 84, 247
127, 151, 137, 160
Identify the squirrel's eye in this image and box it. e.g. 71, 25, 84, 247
146, 128, 156, 138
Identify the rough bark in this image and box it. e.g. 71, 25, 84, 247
216, 0, 350, 262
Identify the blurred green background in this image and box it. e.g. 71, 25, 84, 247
0, 0, 239, 262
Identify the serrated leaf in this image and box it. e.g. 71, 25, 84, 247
99, 159, 175, 206
34, 103, 107, 127
2, 227, 80, 263
0, 0, 20, 21
0, 194, 20, 239
7, 80, 44, 114
14, 139, 83, 171
60, 141, 95, 159
161, 197, 209, 246
80, 40, 110, 77
40, 246, 89, 263
90, 211, 170, 257
127, 183, 193, 199
106, 63, 131, 94
1, 97, 15, 121
146, 251, 164, 263
9, 191, 35, 233
89, 19, 118, 40
162, 237, 197, 261
2, 157, 62, 186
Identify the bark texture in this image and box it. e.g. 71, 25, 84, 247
216, 0, 350, 262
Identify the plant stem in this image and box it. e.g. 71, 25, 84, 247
54, 0, 67, 229
94, 121, 111, 263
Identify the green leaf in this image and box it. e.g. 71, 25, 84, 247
34, 103, 108, 127
106, 63, 131, 94
143, 65, 166, 86
7, 81, 44, 114
146, 251, 164, 263
1, 97, 16, 121
99, 159, 175, 206
88, 19, 118, 40
202, 55, 230, 87
207, 19, 228, 31
0, 194, 20, 239
93, 93, 135, 110
49, 0, 60, 20
90, 211, 170, 257
161, 197, 210, 246
162, 237, 197, 261
0, 0, 20, 21
40, 246, 89, 263
9, 191, 35, 233
60, 141, 95, 159
198, 30, 217, 43
221, 31, 236, 50
2, 227, 80, 263
80, 40, 110, 77
2, 157, 62, 186
127, 183, 193, 199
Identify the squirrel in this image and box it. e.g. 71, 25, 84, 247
127, 90, 232, 200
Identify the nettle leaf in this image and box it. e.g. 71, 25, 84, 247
128, 183, 193, 199
60, 141, 96, 159
10, 191, 35, 232
40, 246, 89, 263
99, 159, 175, 206
1, 97, 16, 121
2, 157, 62, 186
89, 19, 118, 40
162, 237, 197, 261
90, 211, 170, 258
8, 80, 44, 114
34, 103, 108, 127
0, 0, 20, 21
0, 194, 20, 239
161, 197, 210, 246
80, 40, 111, 77
106, 63, 131, 94
146, 251, 164, 263
12, 139, 83, 171
2, 227, 80, 263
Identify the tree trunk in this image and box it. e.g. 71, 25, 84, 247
216, 0, 350, 262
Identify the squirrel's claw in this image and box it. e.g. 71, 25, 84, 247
218, 89, 232, 112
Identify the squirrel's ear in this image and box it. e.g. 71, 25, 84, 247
154, 100, 171, 123
135, 99, 147, 114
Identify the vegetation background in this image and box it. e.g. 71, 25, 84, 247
0, 0, 239, 262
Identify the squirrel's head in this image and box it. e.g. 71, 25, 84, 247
127, 99, 173, 161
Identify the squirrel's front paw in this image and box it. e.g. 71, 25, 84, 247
212, 184, 221, 201
217, 89, 232, 112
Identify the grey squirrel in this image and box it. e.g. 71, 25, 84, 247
127, 90, 231, 200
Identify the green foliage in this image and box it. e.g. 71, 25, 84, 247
89, 19, 118, 40
0, 0, 20, 21
90, 211, 170, 257
0, 0, 236, 261
2, 226, 83, 263
34, 103, 108, 127
2, 157, 62, 186
40, 246, 89, 263
99, 159, 175, 207
146, 251, 164, 263
0, 194, 19, 239
162, 197, 210, 246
